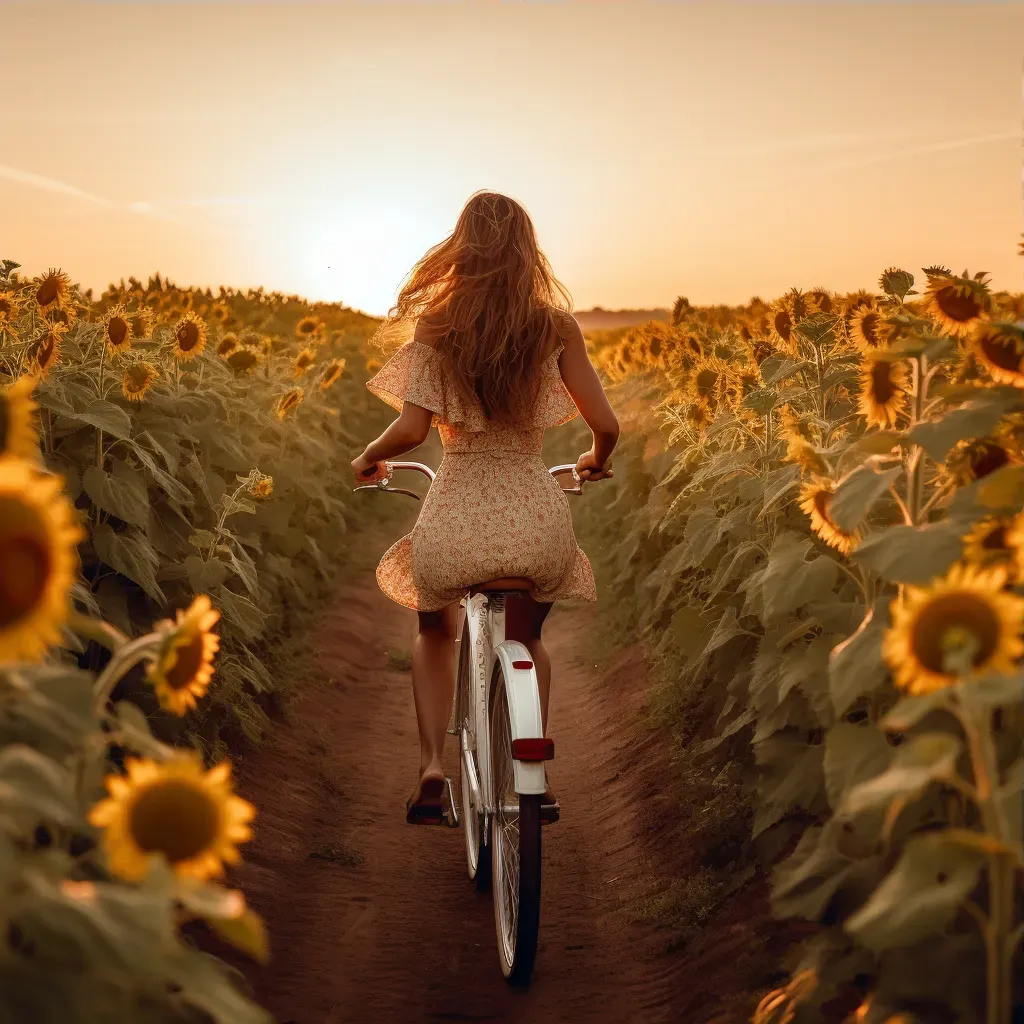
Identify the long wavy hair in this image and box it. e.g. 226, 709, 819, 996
375, 190, 572, 423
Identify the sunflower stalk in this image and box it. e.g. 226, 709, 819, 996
948, 684, 1018, 1024
90, 633, 161, 718
68, 611, 128, 653
906, 354, 928, 525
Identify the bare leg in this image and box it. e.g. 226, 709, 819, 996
409, 604, 458, 801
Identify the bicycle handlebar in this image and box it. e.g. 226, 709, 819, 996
354, 460, 584, 500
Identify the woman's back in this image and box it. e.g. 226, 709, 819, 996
366, 307, 580, 459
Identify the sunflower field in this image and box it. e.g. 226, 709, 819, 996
0, 258, 388, 1020
574, 255, 1024, 1022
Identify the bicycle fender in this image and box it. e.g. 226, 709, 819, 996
493, 641, 547, 795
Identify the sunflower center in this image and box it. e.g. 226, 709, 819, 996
912, 593, 999, 674
982, 524, 1008, 551
695, 369, 718, 397
936, 286, 981, 324
774, 311, 792, 342
861, 312, 881, 345
107, 317, 128, 347
969, 441, 1009, 480
128, 780, 221, 863
36, 278, 58, 307
978, 331, 1023, 373
36, 336, 57, 369
164, 632, 206, 691
177, 321, 200, 351
870, 361, 897, 403
125, 366, 149, 394
813, 488, 838, 527
0, 532, 50, 627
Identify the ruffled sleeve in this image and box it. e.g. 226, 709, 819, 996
366, 341, 490, 430
366, 329, 579, 432
533, 344, 579, 428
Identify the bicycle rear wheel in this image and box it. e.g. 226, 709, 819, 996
456, 621, 490, 889
489, 663, 542, 985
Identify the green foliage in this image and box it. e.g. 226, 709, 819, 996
582, 270, 1024, 1021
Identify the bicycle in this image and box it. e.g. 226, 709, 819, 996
356, 459, 585, 985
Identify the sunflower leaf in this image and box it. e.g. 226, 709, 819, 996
83, 465, 150, 528
908, 394, 1021, 462
845, 831, 986, 951
823, 721, 892, 811
830, 464, 902, 533
184, 555, 229, 594
93, 524, 165, 603
840, 733, 961, 817
850, 522, 963, 584
66, 400, 133, 440
828, 599, 891, 714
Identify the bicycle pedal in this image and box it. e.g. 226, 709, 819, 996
442, 777, 460, 828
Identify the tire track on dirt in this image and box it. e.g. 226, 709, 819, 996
226, 573, 690, 1023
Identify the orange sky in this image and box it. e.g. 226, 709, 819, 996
2, 1, 1022, 316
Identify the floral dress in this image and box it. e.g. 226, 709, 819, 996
365, 324, 597, 612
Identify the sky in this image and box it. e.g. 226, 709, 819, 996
1, 1, 1022, 317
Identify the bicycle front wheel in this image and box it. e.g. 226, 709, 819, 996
489, 664, 542, 985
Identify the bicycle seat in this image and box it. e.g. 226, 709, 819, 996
469, 577, 534, 595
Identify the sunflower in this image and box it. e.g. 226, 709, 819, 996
878, 267, 916, 302
0, 290, 22, 328
209, 302, 231, 325
689, 355, 735, 406
857, 358, 908, 428
807, 288, 835, 315
0, 376, 40, 460
849, 304, 891, 353
770, 305, 794, 351
88, 754, 254, 881
226, 347, 261, 374
320, 358, 345, 391
171, 311, 208, 362
237, 328, 263, 351
972, 321, 1024, 388
293, 347, 316, 378
295, 315, 322, 340
684, 399, 713, 433
365, 357, 382, 375
32, 268, 73, 315
883, 563, 1023, 694
925, 269, 992, 337
30, 322, 67, 377
121, 361, 159, 403
784, 436, 829, 477
962, 514, 1024, 580
147, 594, 220, 715
216, 332, 240, 358
798, 478, 861, 555
945, 433, 1019, 487
248, 473, 273, 499
275, 387, 304, 421
102, 303, 133, 353
128, 306, 154, 342
0, 458, 84, 662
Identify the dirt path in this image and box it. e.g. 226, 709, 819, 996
225, 572, 696, 1023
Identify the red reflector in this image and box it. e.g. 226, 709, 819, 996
511, 737, 554, 761
512, 659, 533, 670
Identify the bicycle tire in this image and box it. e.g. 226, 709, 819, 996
489, 662, 542, 986
456, 620, 490, 890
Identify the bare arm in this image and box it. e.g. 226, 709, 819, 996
352, 402, 433, 481
557, 313, 619, 479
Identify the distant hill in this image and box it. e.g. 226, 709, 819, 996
571, 307, 671, 331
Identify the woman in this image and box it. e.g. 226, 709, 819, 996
352, 190, 619, 823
